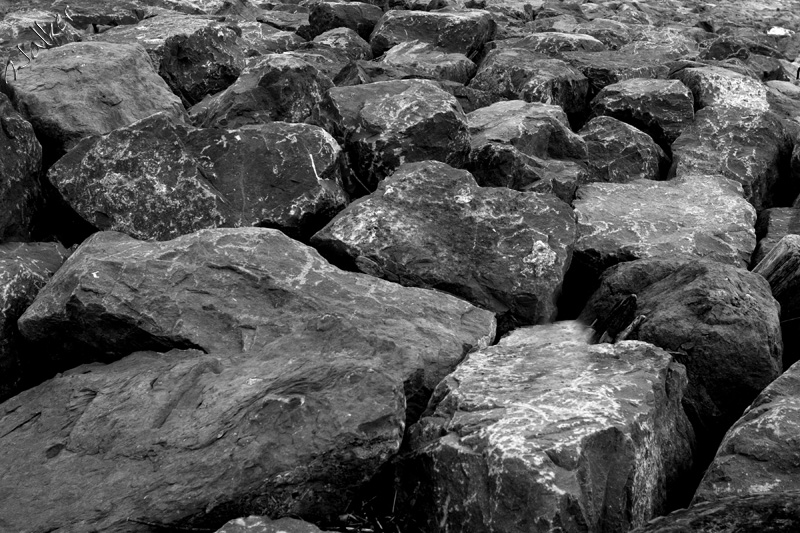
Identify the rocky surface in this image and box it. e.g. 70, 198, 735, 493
216, 516, 334, 533
393, 321, 694, 533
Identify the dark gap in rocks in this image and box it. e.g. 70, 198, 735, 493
556, 254, 603, 320
782, 317, 800, 369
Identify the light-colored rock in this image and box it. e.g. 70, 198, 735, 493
382, 40, 476, 84
670, 65, 768, 111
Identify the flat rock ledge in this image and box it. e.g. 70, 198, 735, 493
393, 321, 695, 533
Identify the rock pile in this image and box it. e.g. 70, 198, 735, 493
1, 0, 800, 532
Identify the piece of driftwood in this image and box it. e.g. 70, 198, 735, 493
753, 234, 800, 319
590, 294, 637, 344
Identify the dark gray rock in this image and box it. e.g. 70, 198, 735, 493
382, 41, 476, 84
670, 65, 768, 111
754, 208, 800, 265
237, 22, 306, 56
561, 50, 672, 100
311, 160, 576, 330
216, 517, 334, 533
312, 27, 372, 61
308, 0, 383, 41
492, 31, 607, 54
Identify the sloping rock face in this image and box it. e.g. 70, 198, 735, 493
317, 79, 470, 195
381, 41, 476, 84
494, 31, 607, 54
693, 360, 800, 502
93, 13, 245, 107
5, 41, 187, 157
393, 321, 694, 533
0, 242, 69, 402
312, 28, 373, 61
0, 92, 41, 241
670, 65, 769, 111
754, 207, 800, 265
311, 160, 576, 331
217, 516, 334, 533
308, 0, 383, 41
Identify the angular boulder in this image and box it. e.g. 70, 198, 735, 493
589, 78, 694, 151
394, 321, 695, 533
494, 31, 607, 54
311, 160, 576, 331
308, 0, 383, 41
312, 28, 373, 61
216, 517, 333, 533
237, 22, 306, 56
561, 50, 672, 99
579, 116, 669, 183
317, 79, 470, 195
670, 65, 769, 111
381, 41, 476, 84
754, 207, 800, 265
6, 41, 187, 157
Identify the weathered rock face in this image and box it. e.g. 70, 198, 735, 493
393, 321, 695, 533
47, 113, 349, 241
494, 31, 607, 54
670, 64, 768, 111
216, 516, 333, 533
561, 50, 672, 100
237, 22, 306, 56
382, 41, 476, 84
368, 9, 495, 58
257, 10, 312, 39
308, 0, 383, 41
17, 228, 495, 407
0, 92, 41, 242
579, 116, 669, 183
630, 492, 800, 533
317, 79, 470, 195
311, 160, 576, 331
468, 49, 589, 115
669, 106, 793, 211
581, 258, 783, 453
312, 28, 373, 61
694, 360, 800, 503
190, 54, 333, 129
0, 242, 69, 402
573, 174, 756, 277
589, 78, 694, 151
93, 13, 245, 107
754, 207, 800, 265
5, 41, 187, 158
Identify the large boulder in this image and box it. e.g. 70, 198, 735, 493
393, 321, 695, 533
381, 41, 476, 84
493, 31, 607, 54
93, 13, 245, 107
312, 28, 373, 61
561, 50, 672, 100
316, 79, 470, 196
670, 106, 793, 211
754, 207, 800, 265
5, 41, 187, 158
311, 160, 576, 331
216, 517, 334, 533
694, 360, 800, 502
670, 64, 769, 111
0, 92, 41, 241
307, 0, 383, 41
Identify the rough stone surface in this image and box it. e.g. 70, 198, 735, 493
369, 9, 495, 58
0, 242, 69, 402
670, 106, 793, 211
5, 41, 187, 157
93, 13, 245, 107
590, 78, 695, 150
311, 160, 576, 330
308, 0, 383, 41
579, 116, 669, 183
561, 50, 672, 100
382, 41, 476, 84
216, 516, 333, 533
754, 207, 800, 265
493, 31, 607, 54
312, 27, 373, 61
394, 321, 694, 533
670, 65, 769, 111
317, 79, 470, 195
469, 49, 589, 115
0, 92, 41, 242
573, 175, 757, 276
190, 54, 333, 129
694, 360, 800, 502
237, 22, 306, 56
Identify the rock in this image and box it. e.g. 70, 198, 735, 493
581, 257, 783, 457
316, 79, 470, 196
382, 41, 476, 84
468, 49, 589, 115
669, 106, 793, 211
630, 491, 800, 533
0, 92, 42, 242
590, 78, 695, 151
236, 22, 306, 56
369, 9, 496, 58
190, 54, 333, 129
670, 65, 768, 111
0, 242, 69, 402
257, 10, 311, 39
281, 46, 353, 82
435, 80, 502, 114
93, 13, 245, 107
311, 160, 576, 331
754, 207, 800, 265
752, 234, 800, 322
216, 516, 333, 533
393, 321, 694, 533
561, 50, 672, 100
5, 41, 187, 159
48, 113, 348, 241
312, 27, 372, 61
493, 31, 607, 54
766, 82, 800, 140
573, 175, 756, 277
578, 116, 669, 183
308, 0, 383, 41
693, 360, 800, 502
332, 59, 414, 86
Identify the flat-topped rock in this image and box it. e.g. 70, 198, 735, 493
308, 0, 383, 41
382, 41, 476, 84
670, 64, 769, 111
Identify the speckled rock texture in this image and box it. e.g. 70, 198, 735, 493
236, 22, 305, 56
4, 41, 187, 157
312, 27, 372, 61
190, 54, 333, 129
48, 113, 349, 241
393, 321, 695, 533
316, 79, 470, 195
381, 41, 476, 84
561, 50, 672, 100
216, 516, 334, 533
468, 49, 589, 115
308, 0, 383, 41
670, 65, 769, 111
0, 242, 69, 402
573, 174, 756, 277
693, 360, 800, 503
579, 116, 669, 183
670, 106, 793, 211
493, 31, 607, 54
581, 257, 783, 455
589, 78, 694, 151
0, 92, 41, 241
93, 13, 245, 107
754, 208, 800, 265
311, 160, 576, 331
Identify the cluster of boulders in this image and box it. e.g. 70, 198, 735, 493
2, 0, 800, 531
